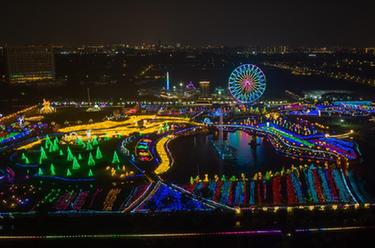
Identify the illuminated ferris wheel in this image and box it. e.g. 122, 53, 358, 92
228, 64, 266, 104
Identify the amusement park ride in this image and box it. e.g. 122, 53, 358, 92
213, 64, 268, 160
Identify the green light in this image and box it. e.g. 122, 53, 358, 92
88, 169, 94, 177
88, 152, 96, 166
39, 147, 48, 164
92, 136, 99, 146
50, 163, 56, 176
112, 151, 120, 164
67, 147, 74, 161
95, 146, 103, 160
72, 157, 80, 170
86, 141, 93, 151
38, 168, 43, 176
66, 168, 72, 177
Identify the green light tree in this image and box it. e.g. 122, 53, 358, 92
88, 152, 96, 166
112, 151, 120, 164
50, 163, 56, 176
190, 176, 194, 185
52, 138, 59, 152
66, 168, 72, 177
92, 136, 99, 146
48, 142, 54, 153
39, 147, 48, 164
72, 157, 80, 170
59, 149, 64, 156
86, 140, 93, 151
95, 146, 103, 160
67, 147, 74, 161
44, 135, 51, 148
76, 138, 85, 148
78, 153, 83, 160
21, 153, 30, 164
88, 169, 94, 177
38, 168, 43, 176
221, 175, 226, 182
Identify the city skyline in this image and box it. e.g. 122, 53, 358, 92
1, 0, 374, 47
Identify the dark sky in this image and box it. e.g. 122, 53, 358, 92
1, 0, 374, 47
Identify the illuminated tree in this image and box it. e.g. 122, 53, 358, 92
86, 140, 93, 151
221, 175, 226, 182
59, 149, 64, 156
112, 151, 120, 164
66, 168, 72, 177
48, 142, 54, 153
21, 153, 30, 164
95, 146, 103, 160
88, 152, 96, 166
44, 135, 51, 148
78, 153, 83, 160
52, 138, 59, 152
50, 163, 56, 176
76, 138, 85, 148
190, 176, 194, 185
92, 136, 99, 146
66, 147, 74, 161
88, 169, 94, 177
38, 168, 44, 176
72, 157, 80, 170
39, 147, 48, 164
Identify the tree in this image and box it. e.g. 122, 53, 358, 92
88, 152, 96, 166
21, 153, 30, 164
50, 163, 56, 176
52, 138, 59, 152
92, 136, 99, 146
95, 146, 103, 160
88, 169, 94, 177
38, 168, 43, 176
72, 157, 80, 170
112, 151, 120, 164
66, 168, 72, 177
86, 140, 93, 151
39, 147, 48, 164
66, 147, 74, 161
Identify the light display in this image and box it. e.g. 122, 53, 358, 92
95, 146, 103, 159
112, 151, 120, 164
39, 99, 56, 114
0, 105, 370, 217
228, 64, 266, 104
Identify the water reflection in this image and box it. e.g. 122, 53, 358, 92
166, 130, 285, 184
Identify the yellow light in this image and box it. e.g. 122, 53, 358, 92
235, 208, 241, 215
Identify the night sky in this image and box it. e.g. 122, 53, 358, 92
1, 0, 374, 46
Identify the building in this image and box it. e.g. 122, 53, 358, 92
6, 46, 55, 83
199, 81, 210, 98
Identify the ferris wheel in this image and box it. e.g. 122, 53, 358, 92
228, 64, 266, 104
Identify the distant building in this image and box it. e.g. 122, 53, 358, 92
364, 48, 375, 55
6, 46, 55, 83
199, 81, 210, 98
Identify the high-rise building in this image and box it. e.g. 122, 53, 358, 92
199, 81, 210, 98
6, 46, 55, 83
166, 72, 170, 91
